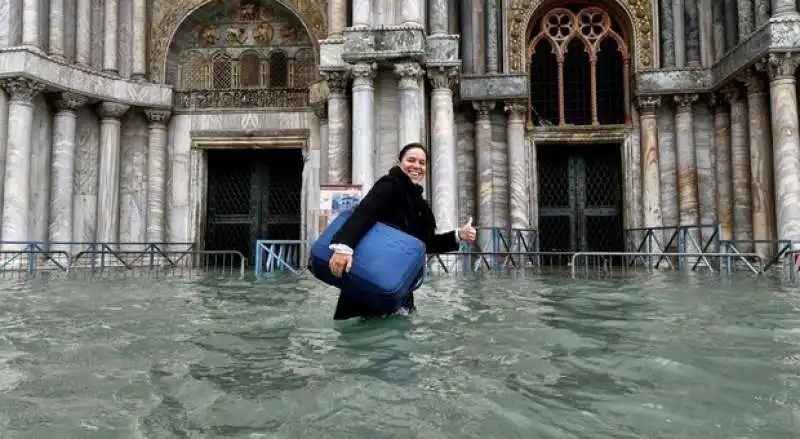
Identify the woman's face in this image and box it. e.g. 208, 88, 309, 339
399, 147, 427, 184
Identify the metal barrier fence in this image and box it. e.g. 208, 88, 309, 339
0, 242, 247, 280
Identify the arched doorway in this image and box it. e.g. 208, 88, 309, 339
528, 4, 630, 253
167, 0, 315, 261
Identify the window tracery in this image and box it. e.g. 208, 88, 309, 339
527, 6, 630, 128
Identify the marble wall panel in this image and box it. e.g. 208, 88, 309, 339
119, 112, 148, 243
167, 114, 191, 245
29, 95, 52, 243
73, 106, 100, 242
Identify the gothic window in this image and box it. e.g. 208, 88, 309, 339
528, 6, 630, 127
180, 51, 209, 90
293, 49, 314, 87
269, 51, 289, 87
240, 51, 261, 87
212, 51, 233, 89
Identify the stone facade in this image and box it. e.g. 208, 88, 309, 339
0, 0, 798, 260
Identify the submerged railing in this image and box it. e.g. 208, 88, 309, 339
0, 242, 247, 280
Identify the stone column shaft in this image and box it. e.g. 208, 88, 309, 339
49, 0, 65, 58
49, 93, 88, 251
661, 0, 676, 67
353, 0, 371, 27
97, 102, 129, 242
351, 63, 376, 193
712, 0, 725, 61
723, 0, 738, 51
674, 94, 700, 226
400, 0, 423, 26
685, 0, 701, 66
737, 0, 754, 37
430, 67, 459, 232
327, 0, 346, 37
506, 102, 529, 230
474, 101, 495, 251
724, 85, 754, 245
103, 0, 119, 73
763, 53, 800, 243
712, 97, 734, 240
754, 0, 770, 25
395, 62, 425, 149
324, 71, 350, 184
22, 0, 39, 46
772, 0, 799, 16
460, 0, 475, 72
485, 0, 499, 73
639, 97, 663, 231
429, 0, 449, 35
75, 0, 92, 66
145, 110, 171, 243
314, 105, 330, 184
131, 0, 147, 79
673, 0, 686, 67
0, 78, 44, 248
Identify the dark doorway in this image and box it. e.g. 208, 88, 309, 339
537, 143, 624, 255
204, 148, 303, 263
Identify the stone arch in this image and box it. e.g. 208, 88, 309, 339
150, 0, 326, 83
506, 0, 653, 73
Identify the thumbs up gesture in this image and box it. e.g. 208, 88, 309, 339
458, 217, 477, 242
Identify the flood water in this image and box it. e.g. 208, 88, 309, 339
0, 271, 798, 438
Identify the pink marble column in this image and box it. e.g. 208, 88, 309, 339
638, 97, 663, 232
721, 84, 753, 250
710, 93, 734, 240
322, 70, 350, 185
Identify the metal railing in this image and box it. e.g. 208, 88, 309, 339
784, 250, 800, 281
254, 240, 310, 278
0, 242, 247, 279
570, 252, 764, 276
625, 224, 723, 270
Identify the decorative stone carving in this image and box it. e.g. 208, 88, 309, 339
738, 69, 767, 94
636, 96, 661, 114
472, 101, 496, 118
504, 100, 527, 118
720, 84, 742, 102
351, 62, 377, 81
428, 66, 459, 91
98, 102, 131, 119
53, 92, 89, 110
253, 22, 274, 43
507, 0, 653, 72
150, 0, 326, 81
145, 109, 172, 124
342, 27, 426, 63
674, 94, 699, 112
312, 103, 328, 120
394, 61, 425, 87
756, 52, 800, 80
0, 77, 45, 102
321, 70, 349, 92
199, 24, 219, 46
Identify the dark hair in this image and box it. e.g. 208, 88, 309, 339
398, 142, 428, 161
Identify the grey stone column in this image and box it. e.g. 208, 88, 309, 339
505, 101, 529, 230
22, 0, 39, 47
429, 0, 448, 35
103, 0, 119, 74
763, 53, 800, 243
75, 0, 92, 66
460, 0, 474, 72
131, 0, 147, 79
429, 67, 459, 232
638, 97, 663, 234
49, 0, 65, 58
400, 0, 423, 26
145, 109, 171, 243
724, 0, 738, 51
351, 62, 376, 192
685, 0, 701, 66
712, 0, 725, 61
0, 78, 44, 248
661, 0, 676, 67
711, 94, 734, 240
741, 70, 776, 259
473, 101, 495, 251
48, 93, 88, 252
673, 0, 686, 67
722, 84, 754, 246
395, 62, 425, 149
737, 0, 754, 37
314, 105, 330, 184
323, 70, 350, 184
96, 102, 129, 243
772, 0, 799, 16
674, 94, 700, 228
485, 0, 499, 73
352, 0, 371, 27
327, 0, 346, 37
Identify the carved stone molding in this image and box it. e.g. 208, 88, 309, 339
674, 94, 698, 112
472, 101, 496, 119
504, 100, 527, 120
756, 52, 800, 81
149, 0, 326, 82
636, 96, 661, 115
98, 101, 131, 119
321, 70, 349, 92
145, 109, 172, 124
0, 77, 46, 102
350, 62, 377, 81
428, 66, 459, 91
53, 92, 89, 111
507, 0, 653, 72
394, 61, 425, 80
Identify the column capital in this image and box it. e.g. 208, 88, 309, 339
472, 101, 496, 119
708, 92, 729, 113
0, 77, 46, 102
320, 69, 349, 92
427, 66, 459, 91
53, 92, 89, 111
737, 68, 767, 95
98, 101, 130, 119
636, 96, 661, 115
504, 100, 527, 119
673, 94, 698, 112
145, 109, 172, 124
755, 52, 800, 81
312, 103, 328, 120
719, 83, 742, 102
394, 61, 425, 80
351, 62, 377, 82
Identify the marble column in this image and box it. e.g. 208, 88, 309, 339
474, 101, 495, 252
323, 70, 350, 184
722, 84, 754, 246
429, 67, 459, 232
741, 70, 776, 258
657, 106, 679, 228
0, 78, 44, 248
724, 0, 738, 51
131, 0, 147, 79
103, 0, 119, 74
685, 0, 701, 66
485, 0, 499, 73
772, 0, 799, 16
327, 0, 346, 37
351, 62, 376, 193
48, 93, 88, 252
754, 0, 770, 25
460, 0, 474, 72
763, 53, 800, 243
506, 101, 529, 231
145, 109, 171, 243
49, 0, 65, 58
429, 0, 448, 35
395, 62, 425, 149
638, 97, 663, 235
661, 0, 676, 67
712, 0, 725, 61
711, 94, 734, 240
353, 0, 371, 27
400, 0, 423, 26
673, 0, 686, 67
97, 102, 129, 243
75, 0, 92, 66
737, 0, 753, 37
674, 94, 700, 228
314, 105, 330, 184
22, 0, 39, 47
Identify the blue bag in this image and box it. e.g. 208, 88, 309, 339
308, 208, 427, 314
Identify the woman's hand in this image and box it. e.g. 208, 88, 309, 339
458, 217, 477, 242
329, 252, 353, 278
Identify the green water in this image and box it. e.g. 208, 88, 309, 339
0, 272, 798, 438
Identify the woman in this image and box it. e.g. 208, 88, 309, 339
328, 142, 477, 320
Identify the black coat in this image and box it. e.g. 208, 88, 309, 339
330, 166, 460, 319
